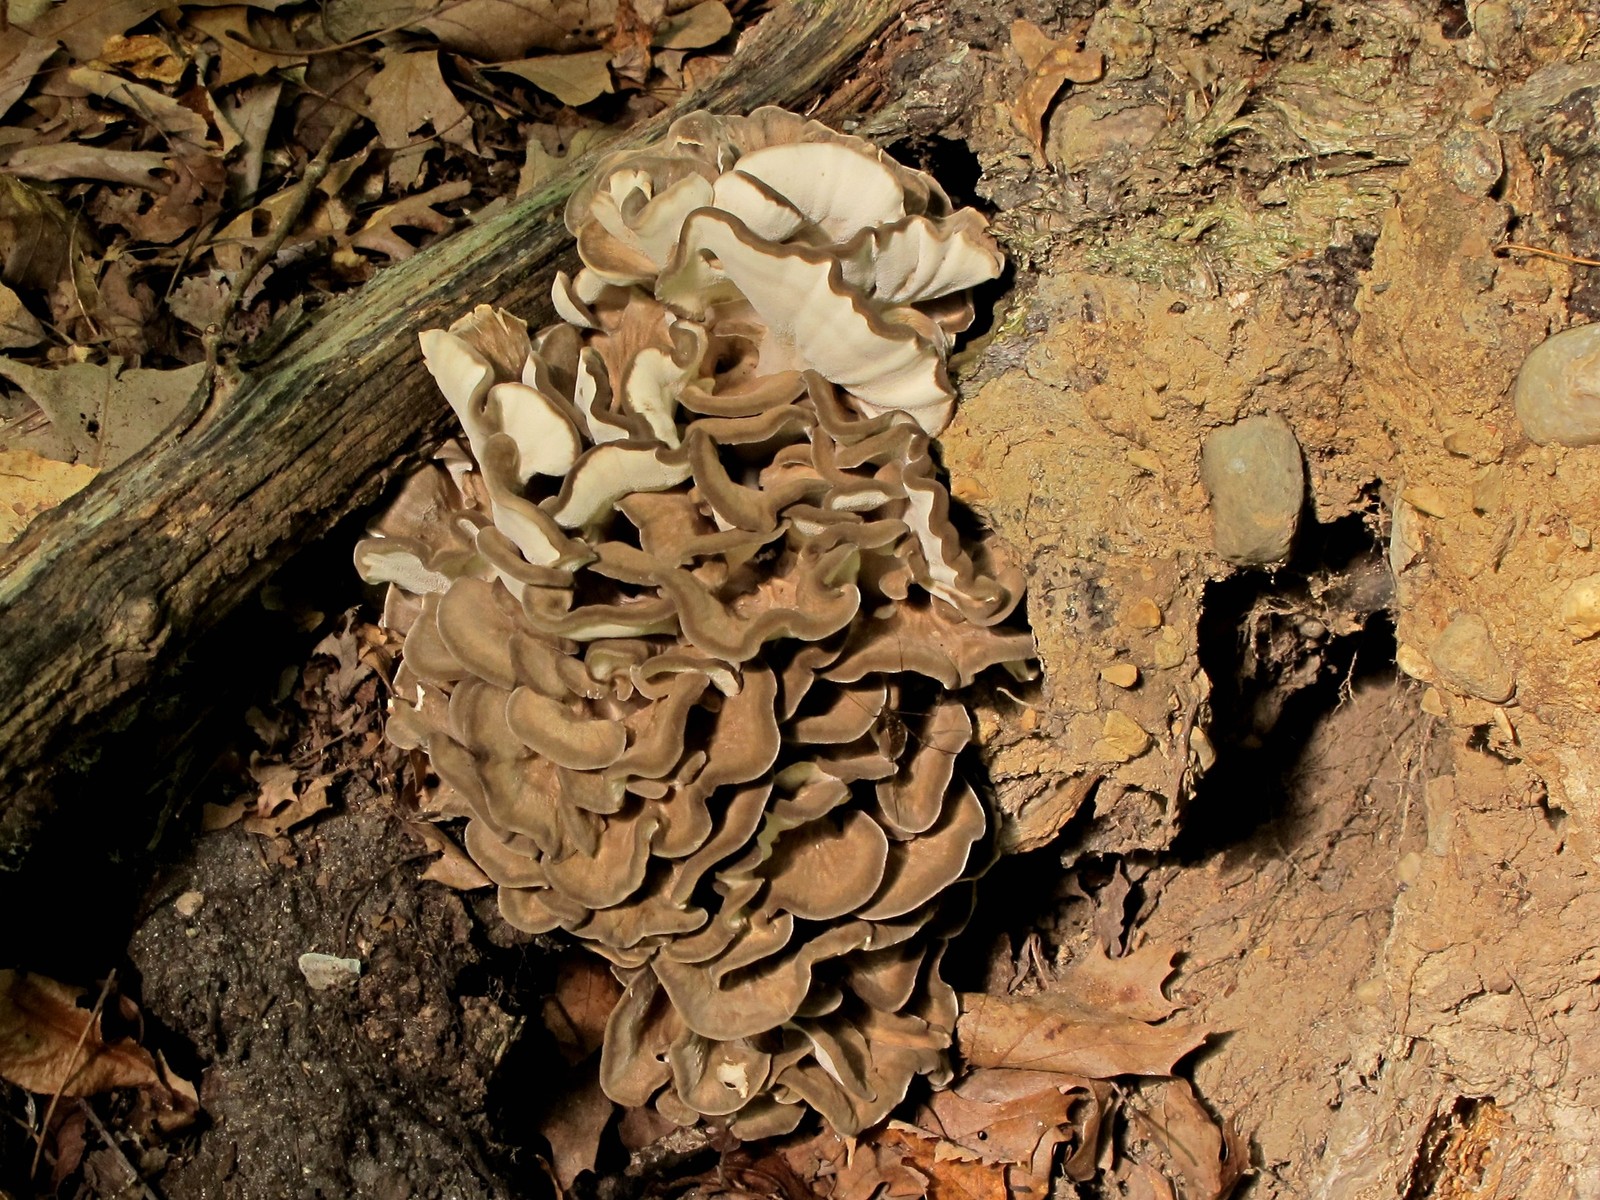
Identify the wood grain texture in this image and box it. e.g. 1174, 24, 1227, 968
0, 0, 911, 865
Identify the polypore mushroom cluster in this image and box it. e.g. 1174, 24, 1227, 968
358, 108, 1031, 1137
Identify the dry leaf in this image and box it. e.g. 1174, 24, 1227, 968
94, 33, 188, 84
242, 769, 331, 836
0, 35, 58, 125
13, 0, 168, 61
0, 449, 98, 544
1127, 1079, 1248, 1200
1056, 941, 1181, 1023
871, 1126, 1006, 1200
540, 1071, 614, 1189
4, 144, 170, 189
542, 955, 622, 1062
0, 971, 161, 1097
210, 180, 347, 273
15, 0, 298, 60
0, 357, 207, 469
107, 150, 226, 245
215, 80, 282, 199
917, 1069, 1090, 1183
1009, 20, 1103, 154
366, 49, 475, 151
775, 1126, 930, 1200
201, 799, 247, 831
186, 7, 304, 87
0, 283, 46, 350
312, 624, 373, 699
0, 175, 85, 292
680, 53, 727, 94
1010, 20, 1058, 73
1090, 860, 1134, 954
66, 66, 211, 143
1119, 1162, 1179, 1200
414, 0, 618, 60
166, 271, 231, 333
347, 179, 472, 260
956, 991, 1207, 1077
517, 126, 618, 196
652, 0, 731, 48
492, 50, 614, 107
408, 822, 493, 890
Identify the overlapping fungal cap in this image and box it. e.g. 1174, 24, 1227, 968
358, 111, 1028, 1137
559, 107, 1005, 435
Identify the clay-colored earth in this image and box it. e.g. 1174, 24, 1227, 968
908, 0, 1600, 1192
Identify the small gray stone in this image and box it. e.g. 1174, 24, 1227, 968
1513, 323, 1600, 447
1430, 614, 1515, 703
1200, 414, 1306, 565
298, 952, 363, 990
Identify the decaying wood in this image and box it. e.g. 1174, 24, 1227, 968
0, 0, 911, 866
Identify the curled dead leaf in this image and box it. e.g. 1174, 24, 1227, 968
346, 180, 472, 261
1126, 1079, 1249, 1200
541, 1071, 614, 1190
241, 764, 332, 836
408, 821, 493, 890
917, 1068, 1103, 1186
653, 0, 731, 49
0, 972, 161, 1097
490, 50, 615, 107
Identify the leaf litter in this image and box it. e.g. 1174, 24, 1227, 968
0, 0, 747, 550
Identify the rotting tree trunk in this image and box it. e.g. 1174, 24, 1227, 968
0, 0, 911, 868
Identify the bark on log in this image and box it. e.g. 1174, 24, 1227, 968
0, 0, 910, 867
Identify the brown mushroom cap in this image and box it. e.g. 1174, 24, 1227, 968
368, 106, 1030, 1138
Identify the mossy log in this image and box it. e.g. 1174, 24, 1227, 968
0, 0, 910, 868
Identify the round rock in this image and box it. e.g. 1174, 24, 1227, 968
1513, 323, 1600, 447
1559, 573, 1600, 640
1430, 614, 1515, 703
1200, 414, 1306, 565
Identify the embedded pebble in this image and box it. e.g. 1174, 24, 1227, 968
1513, 323, 1600, 447
1101, 662, 1140, 688
1200, 414, 1306, 565
1124, 597, 1163, 629
1395, 642, 1433, 681
1559, 573, 1600, 640
1092, 711, 1152, 762
1430, 614, 1515, 703
298, 952, 363, 990
1151, 626, 1187, 669
173, 890, 204, 918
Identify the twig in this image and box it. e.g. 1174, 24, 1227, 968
30, 971, 117, 1179
174, 105, 364, 440
1168, 687, 1201, 811
216, 105, 363, 337
1494, 241, 1600, 268
77, 1098, 164, 1200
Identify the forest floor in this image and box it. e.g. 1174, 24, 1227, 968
2, 0, 1598, 1198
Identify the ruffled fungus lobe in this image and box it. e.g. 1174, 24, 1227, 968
358, 108, 1030, 1137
